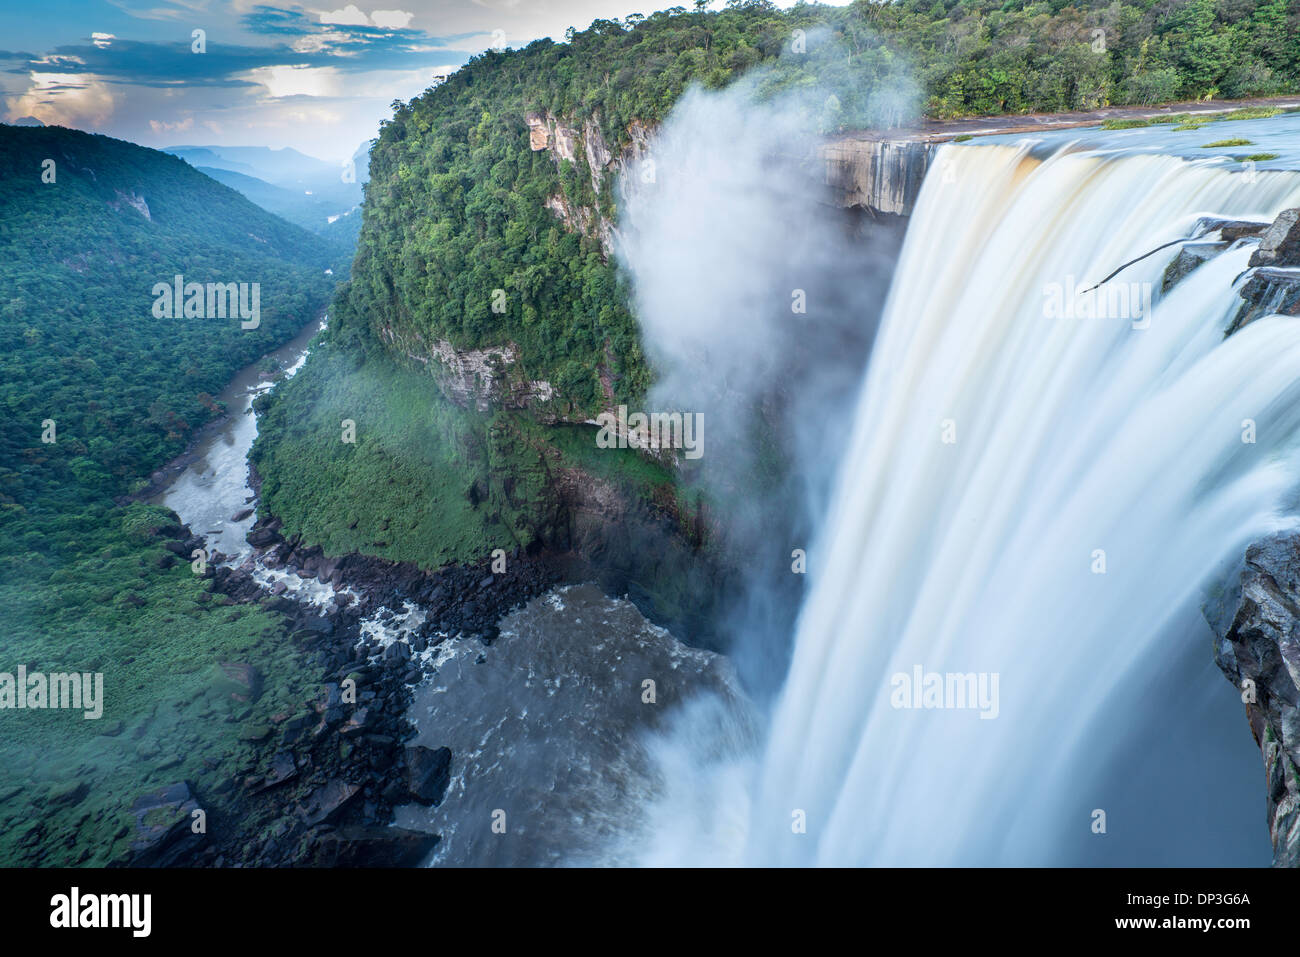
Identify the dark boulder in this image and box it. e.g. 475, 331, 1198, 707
1162, 243, 1224, 293
298, 780, 361, 827
1228, 207, 1300, 333
305, 826, 439, 867
250, 751, 298, 793
339, 707, 377, 737
246, 527, 280, 548
123, 781, 205, 867
1249, 208, 1300, 267
406, 745, 452, 807
300, 614, 335, 636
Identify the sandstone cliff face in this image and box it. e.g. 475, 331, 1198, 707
525, 110, 653, 255
420, 113, 927, 451
819, 137, 935, 216
376, 324, 556, 414
543, 193, 602, 241
365, 115, 649, 426
527, 111, 929, 254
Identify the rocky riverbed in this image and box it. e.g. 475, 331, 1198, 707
120, 316, 568, 866
125, 497, 744, 867
116, 510, 569, 867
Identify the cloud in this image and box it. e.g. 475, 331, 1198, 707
4, 25, 463, 92
148, 115, 194, 132
6, 72, 116, 128
244, 103, 343, 128
0, 5, 472, 162
2, 0, 817, 162
105, 0, 209, 22
370, 10, 413, 29
319, 4, 370, 26
246, 64, 342, 98
318, 5, 413, 30
31, 53, 87, 68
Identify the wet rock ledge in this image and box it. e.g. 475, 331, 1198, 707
1162, 206, 1300, 334
1210, 536, 1300, 867
1206, 205, 1300, 868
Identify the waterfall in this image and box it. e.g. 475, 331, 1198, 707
748, 143, 1300, 865
631, 142, 1300, 866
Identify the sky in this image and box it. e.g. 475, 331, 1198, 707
0, 0, 803, 163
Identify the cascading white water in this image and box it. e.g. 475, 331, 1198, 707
744, 143, 1300, 865
625, 141, 1300, 866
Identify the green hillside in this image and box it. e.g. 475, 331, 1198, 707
0, 123, 338, 865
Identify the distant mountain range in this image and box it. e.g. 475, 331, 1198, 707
164, 140, 371, 239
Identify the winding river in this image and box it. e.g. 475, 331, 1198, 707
147, 315, 322, 561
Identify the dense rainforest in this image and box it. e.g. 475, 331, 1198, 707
0, 124, 337, 863
0, 126, 335, 534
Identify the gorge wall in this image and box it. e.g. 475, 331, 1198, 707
524, 109, 933, 257
425, 109, 932, 423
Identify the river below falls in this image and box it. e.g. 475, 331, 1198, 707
147, 315, 322, 560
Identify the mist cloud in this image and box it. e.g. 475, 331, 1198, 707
615, 59, 911, 690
